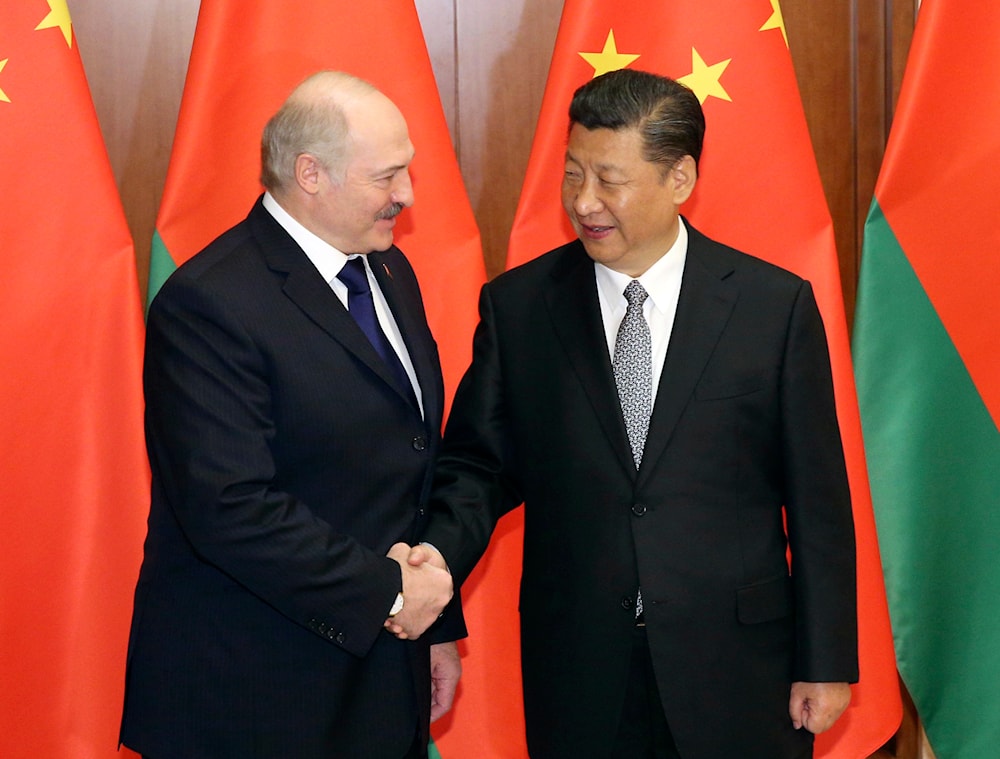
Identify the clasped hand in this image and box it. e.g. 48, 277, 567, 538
789, 681, 852, 734
384, 543, 452, 640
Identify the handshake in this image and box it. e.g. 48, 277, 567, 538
384, 543, 452, 640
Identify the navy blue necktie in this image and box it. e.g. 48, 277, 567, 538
337, 256, 417, 407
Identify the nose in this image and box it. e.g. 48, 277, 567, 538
570, 176, 602, 217
392, 170, 415, 208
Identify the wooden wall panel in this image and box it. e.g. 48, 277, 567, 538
783, 0, 859, 321
415, 0, 458, 146
454, 0, 563, 276
856, 0, 891, 275
74, 0, 199, 299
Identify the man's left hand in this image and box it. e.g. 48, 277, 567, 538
430, 641, 461, 722
789, 681, 851, 734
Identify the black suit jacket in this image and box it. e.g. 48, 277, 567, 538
424, 223, 857, 759
121, 198, 463, 758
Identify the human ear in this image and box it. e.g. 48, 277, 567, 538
295, 154, 322, 195
671, 155, 698, 204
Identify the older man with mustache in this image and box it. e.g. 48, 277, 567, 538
120, 71, 463, 759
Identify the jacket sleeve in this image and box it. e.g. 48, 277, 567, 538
145, 271, 401, 658
780, 281, 859, 683
422, 284, 524, 587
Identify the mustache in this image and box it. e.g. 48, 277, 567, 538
375, 202, 405, 221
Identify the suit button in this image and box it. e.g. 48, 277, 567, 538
631, 503, 647, 517
335, 632, 346, 644
412, 436, 427, 451
621, 596, 634, 611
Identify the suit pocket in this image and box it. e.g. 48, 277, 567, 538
736, 574, 793, 624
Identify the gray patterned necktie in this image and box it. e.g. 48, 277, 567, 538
613, 280, 652, 469
613, 280, 651, 620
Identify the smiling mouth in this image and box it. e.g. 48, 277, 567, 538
581, 223, 614, 237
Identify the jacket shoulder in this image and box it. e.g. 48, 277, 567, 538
488, 240, 589, 292
686, 222, 808, 296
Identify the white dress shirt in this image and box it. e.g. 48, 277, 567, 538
594, 218, 688, 407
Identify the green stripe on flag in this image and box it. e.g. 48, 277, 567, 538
854, 199, 1000, 759
148, 229, 179, 312
428, 738, 443, 759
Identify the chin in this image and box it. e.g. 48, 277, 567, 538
579, 240, 618, 265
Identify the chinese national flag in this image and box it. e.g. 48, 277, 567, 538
0, 2, 148, 757
149, 0, 484, 407
441, 1, 901, 757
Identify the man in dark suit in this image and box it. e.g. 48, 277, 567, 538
404, 69, 858, 758
120, 71, 462, 759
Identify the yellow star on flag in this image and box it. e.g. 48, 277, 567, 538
579, 30, 640, 78
678, 48, 732, 104
0, 58, 10, 103
759, 0, 789, 48
36, 0, 74, 49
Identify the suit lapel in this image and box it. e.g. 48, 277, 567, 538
638, 227, 738, 486
369, 249, 442, 421
544, 243, 637, 478
249, 203, 418, 406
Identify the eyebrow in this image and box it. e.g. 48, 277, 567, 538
564, 151, 625, 174
371, 159, 412, 178
371, 146, 416, 177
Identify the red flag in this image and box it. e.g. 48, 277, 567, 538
0, 3, 148, 757
149, 0, 485, 406
454, 1, 900, 756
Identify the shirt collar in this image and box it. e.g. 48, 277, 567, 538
262, 191, 352, 284
594, 218, 688, 314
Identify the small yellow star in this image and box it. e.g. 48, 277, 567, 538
36, 0, 74, 49
678, 48, 732, 104
0, 59, 10, 104
579, 30, 640, 78
759, 0, 789, 48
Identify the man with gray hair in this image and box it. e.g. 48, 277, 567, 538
121, 71, 462, 759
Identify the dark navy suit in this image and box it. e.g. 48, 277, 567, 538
121, 197, 462, 758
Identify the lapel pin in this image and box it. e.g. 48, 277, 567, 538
382, 262, 393, 280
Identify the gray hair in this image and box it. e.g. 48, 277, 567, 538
260, 71, 377, 191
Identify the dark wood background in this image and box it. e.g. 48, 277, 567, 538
71, 0, 927, 755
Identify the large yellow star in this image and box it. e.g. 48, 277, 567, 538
759, 0, 789, 48
0, 59, 10, 104
678, 48, 732, 104
579, 30, 640, 78
35, 0, 73, 49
